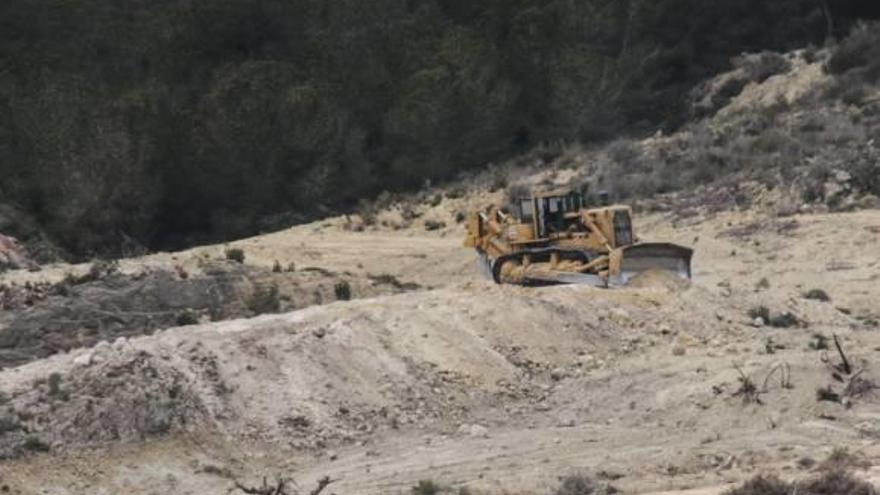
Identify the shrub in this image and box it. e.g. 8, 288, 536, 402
715, 76, 749, 102
424, 220, 446, 231
803, 469, 877, 495
247, 284, 281, 315
748, 306, 771, 323
225, 248, 245, 264
176, 310, 200, 326
826, 23, 880, 75
726, 470, 878, 495
22, 436, 50, 453
804, 289, 830, 302
809, 333, 830, 350
334, 281, 352, 301
0, 414, 21, 434
850, 160, 880, 197
724, 474, 790, 495
816, 386, 840, 402
734, 51, 791, 83
554, 474, 616, 495
412, 480, 441, 495
607, 139, 641, 168
445, 187, 466, 199
356, 199, 378, 226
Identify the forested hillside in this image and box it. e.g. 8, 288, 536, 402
1, 0, 879, 258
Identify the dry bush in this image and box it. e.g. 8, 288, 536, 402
225, 248, 246, 264
734, 52, 791, 83
808, 333, 830, 351
826, 23, 880, 76
333, 281, 352, 301
412, 480, 442, 495
804, 289, 831, 302
748, 306, 771, 323
726, 470, 877, 495
733, 365, 762, 405
247, 284, 281, 315
424, 220, 446, 231
554, 474, 616, 495
724, 474, 790, 495
816, 385, 840, 403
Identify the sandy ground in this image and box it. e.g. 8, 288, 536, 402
2, 201, 880, 494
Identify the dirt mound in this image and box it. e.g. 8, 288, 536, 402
0, 283, 707, 460
625, 269, 691, 291
0, 345, 212, 459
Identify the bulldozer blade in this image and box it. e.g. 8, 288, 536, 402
612, 243, 693, 286
522, 270, 609, 288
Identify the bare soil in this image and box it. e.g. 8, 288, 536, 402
1, 199, 880, 494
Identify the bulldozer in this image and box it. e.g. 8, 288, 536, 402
463, 188, 693, 287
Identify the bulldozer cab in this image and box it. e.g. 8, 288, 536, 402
515, 190, 585, 238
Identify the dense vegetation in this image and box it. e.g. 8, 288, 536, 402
1, 0, 879, 258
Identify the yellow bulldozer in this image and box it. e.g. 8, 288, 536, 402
464, 188, 693, 287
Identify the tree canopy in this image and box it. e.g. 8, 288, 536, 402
1, 0, 877, 257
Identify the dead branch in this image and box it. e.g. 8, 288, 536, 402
733, 364, 763, 405
762, 361, 792, 392
832, 334, 852, 375
233, 477, 290, 495
843, 369, 876, 399
309, 476, 334, 495
230, 475, 334, 495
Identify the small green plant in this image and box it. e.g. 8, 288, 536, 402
22, 436, 50, 452
176, 310, 200, 326
809, 333, 830, 350
225, 248, 245, 263
816, 386, 840, 403
554, 474, 616, 495
334, 281, 352, 301
428, 194, 443, 207
748, 306, 771, 323
424, 220, 446, 231
272, 260, 282, 273
412, 480, 441, 495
